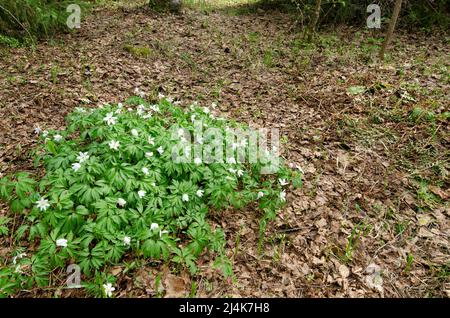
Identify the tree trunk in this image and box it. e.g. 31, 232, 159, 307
379, 0, 402, 60
306, 0, 322, 42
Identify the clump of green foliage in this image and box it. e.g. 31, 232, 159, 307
0, 34, 22, 47
123, 44, 154, 58
0, 96, 301, 297
0, 0, 86, 43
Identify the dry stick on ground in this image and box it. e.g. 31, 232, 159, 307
379, 0, 403, 60
306, 0, 322, 42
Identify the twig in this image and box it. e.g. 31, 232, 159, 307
275, 227, 303, 234
0, 4, 34, 41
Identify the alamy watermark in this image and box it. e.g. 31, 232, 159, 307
170, 120, 280, 174
66, 4, 81, 29
67, 264, 82, 288
367, 4, 381, 29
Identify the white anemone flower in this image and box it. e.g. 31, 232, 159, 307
123, 236, 131, 246
158, 92, 165, 99
103, 112, 117, 126
237, 169, 244, 177
196, 189, 204, 198
72, 162, 81, 172
77, 152, 89, 163
150, 105, 160, 112
117, 198, 126, 207
75, 107, 86, 113
194, 157, 202, 165
157, 146, 164, 155
103, 283, 115, 298
56, 238, 68, 248
228, 168, 237, 174
148, 136, 155, 145
12, 253, 27, 265
151, 223, 159, 231
280, 190, 286, 202
109, 140, 120, 151
138, 190, 146, 198
203, 107, 210, 114
142, 167, 149, 175
257, 191, 264, 199
182, 194, 189, 202
145, 152, 154, 158
279, 179, 289, 186
34, 126, 41, 135
131, 129, 139, 137
136, 108, 144, 116
36, 198, 50, 211
42, 130, 49, 137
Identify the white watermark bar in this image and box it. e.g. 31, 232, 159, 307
170, 120, 280, 174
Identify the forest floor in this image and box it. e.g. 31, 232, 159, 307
0, 1, 449, 297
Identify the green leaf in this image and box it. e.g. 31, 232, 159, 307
347, 85, 366, 95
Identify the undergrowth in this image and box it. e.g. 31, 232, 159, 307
0, 0, 87, 44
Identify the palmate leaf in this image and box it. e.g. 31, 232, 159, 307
46, 156, 68, 170
59, 209, 86, 233
31, 255, 51, 287
0, 177, 13, 200
14, 225, 28, 241
96, 214, 121, 233
106, 244, 125, 263
0, 217, 10, 236
10, 199, 25, 213
14, 173, 36, 199
213, 255, 233, 278
79, 243, 106, 275
142, 239, 161, 259
29, 222, 48, 240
